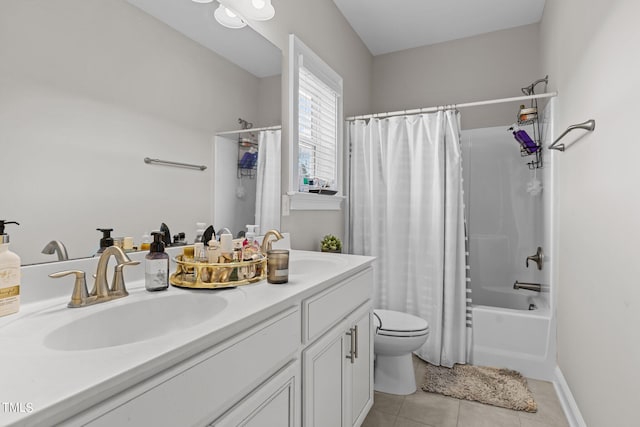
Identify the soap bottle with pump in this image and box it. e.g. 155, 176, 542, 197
0, 220, 20, 318
145, 231, 169, 292
243, 225, 261, 260
96, 228, 114, 255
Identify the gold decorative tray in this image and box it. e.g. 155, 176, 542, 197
170, 255, 267, 289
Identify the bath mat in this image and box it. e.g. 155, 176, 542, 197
421, 363, 537, 412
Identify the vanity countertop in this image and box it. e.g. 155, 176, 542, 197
0, 250, 374, 426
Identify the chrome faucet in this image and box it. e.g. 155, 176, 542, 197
261, 229, 284, 254
50, 246, 139, 308
41, 240, 69, 261
513, 281, 542, 292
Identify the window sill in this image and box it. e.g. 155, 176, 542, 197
287, 192, 345, 211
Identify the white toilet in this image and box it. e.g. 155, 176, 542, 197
373, 309, 429, 395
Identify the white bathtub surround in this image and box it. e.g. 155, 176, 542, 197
463, 99, 557, 381
255, 129, 282, 233
461, 124, 547, 310
349, 110, 467, 367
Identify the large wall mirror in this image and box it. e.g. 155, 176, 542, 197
0, 0, 281, 265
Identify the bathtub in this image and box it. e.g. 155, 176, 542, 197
470, 287, 555, 380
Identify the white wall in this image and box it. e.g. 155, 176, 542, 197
372, 24, 542, 130
541, 1, 640, 425
0, 0, 267, 264
257, 74, 283, 127
250, 0, 373, 251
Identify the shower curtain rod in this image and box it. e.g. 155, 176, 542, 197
345, 92, 558, 121
216, 125, 281, 136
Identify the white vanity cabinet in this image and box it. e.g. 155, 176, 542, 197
75, 307, 301, 427
302, 269, 374, 427
31, 255, 375, 427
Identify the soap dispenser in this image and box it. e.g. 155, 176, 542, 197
243, 225, 261, 260
96, 228, 114, 254
244, 225, 258, 246
145, 231, 169, 292
0, 220, 21, 317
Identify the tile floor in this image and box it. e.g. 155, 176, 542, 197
363, 357, 570, 427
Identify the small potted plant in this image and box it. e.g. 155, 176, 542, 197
320, 234, 342, 253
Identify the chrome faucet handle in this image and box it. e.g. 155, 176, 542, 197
49, 270, 89, 308
110, 260, 140, 296
526, 247, 544, 270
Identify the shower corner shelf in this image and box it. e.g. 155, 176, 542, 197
512, 78, 547, 170
517, 118, 537, 127
237, 136, 259, 179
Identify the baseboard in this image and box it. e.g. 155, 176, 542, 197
553, 366, 587, 427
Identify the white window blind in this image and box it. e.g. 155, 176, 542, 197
298, 65, 338, 189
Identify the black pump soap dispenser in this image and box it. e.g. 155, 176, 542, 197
96, 228, 114, 254
145, 231, 169, 292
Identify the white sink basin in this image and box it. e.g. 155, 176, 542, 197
44, 293, 227, 351
289, 253, 350, 277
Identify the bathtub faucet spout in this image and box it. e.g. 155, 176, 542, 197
513, 281, 541, 292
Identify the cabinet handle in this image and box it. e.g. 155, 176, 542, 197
345, 327, 356, 364
353, 325, 358, 359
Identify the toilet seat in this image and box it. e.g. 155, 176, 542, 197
374, 309, 429, 338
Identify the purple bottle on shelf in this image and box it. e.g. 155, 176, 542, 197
512, 129, 539, 154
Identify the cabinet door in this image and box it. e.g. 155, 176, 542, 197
302, 318, 349, 427
213, 361, 299, 427
346, 304, 374, 427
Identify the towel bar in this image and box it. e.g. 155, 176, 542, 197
144, 157, 207, 171
548, 119, 595, 151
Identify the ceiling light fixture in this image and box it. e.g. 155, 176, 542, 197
214, 3, 247, 28
211, 0, 275, 29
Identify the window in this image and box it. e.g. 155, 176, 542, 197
288, 35, 344, 210
298, 65, 338, 189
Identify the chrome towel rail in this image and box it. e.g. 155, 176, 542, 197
548, 119, 596, 152
144, 157, 207, 171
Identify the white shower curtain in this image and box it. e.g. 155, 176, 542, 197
255, 129, 281, 235
350, 111, 467, 367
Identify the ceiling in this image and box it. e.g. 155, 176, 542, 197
127, 0, 545, 75
127, 0, 281, 78
332, 0, 546, 56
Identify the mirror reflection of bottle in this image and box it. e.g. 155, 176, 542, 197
145, 231, 169, 292
140, 232, 151, 251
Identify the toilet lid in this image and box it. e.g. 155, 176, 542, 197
374, 309, 429, 337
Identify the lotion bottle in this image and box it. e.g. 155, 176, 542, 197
145, 231, 169, 292
0, 221, 20, 318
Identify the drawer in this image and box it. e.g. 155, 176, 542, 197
212, 360, 299, 427
303, 268, 372, 343
84, 307, 301, 427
